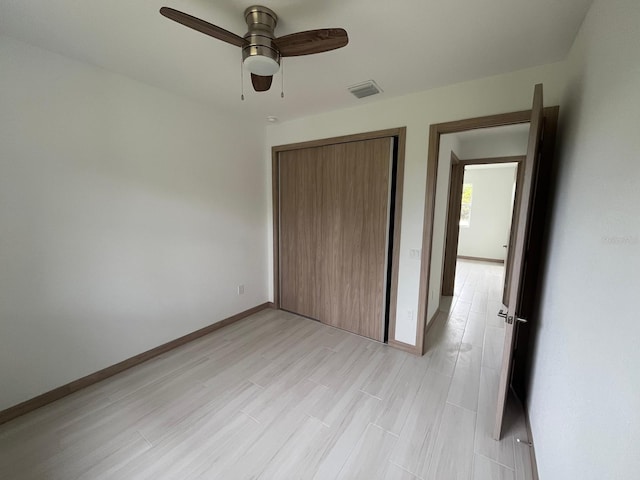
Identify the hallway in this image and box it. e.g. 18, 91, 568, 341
432, 258, 534, 479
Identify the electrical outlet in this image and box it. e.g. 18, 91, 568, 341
407, 309, 413, 321
409, 249, 421, 260
237, 285, 245, 295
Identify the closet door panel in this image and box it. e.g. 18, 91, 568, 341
279, 147, 323, 320
321, 138, 392, 340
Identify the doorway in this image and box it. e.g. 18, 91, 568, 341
416, 94, 559, 439
440, 124, 530, 307
416, 106, 558, 353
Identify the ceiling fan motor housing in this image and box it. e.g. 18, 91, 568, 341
243, 5, 280, 76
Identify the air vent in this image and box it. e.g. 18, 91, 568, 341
348, 80, 383, 99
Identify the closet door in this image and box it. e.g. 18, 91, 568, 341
279, 147, 323, 320
321, 138, 392, 341
279, 137, 393, 341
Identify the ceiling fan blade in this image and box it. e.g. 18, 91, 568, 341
275, 28, 348, 57
159, 7, 247, 48
251, 74, 273, 92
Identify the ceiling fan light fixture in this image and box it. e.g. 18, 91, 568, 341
244, 54, 280, 76
242, 33, 281, 76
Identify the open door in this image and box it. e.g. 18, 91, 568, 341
442, 156, 464, 296
501, 163, 525, 306
493, 84, 544, 439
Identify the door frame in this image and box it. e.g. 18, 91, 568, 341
416, 108, 559, 355
441, 155, 525, 297
271, 127, 407, 348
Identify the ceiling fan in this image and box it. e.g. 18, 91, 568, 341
160, 5, 349, 93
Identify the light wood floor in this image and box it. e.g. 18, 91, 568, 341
0, 260, 535, 479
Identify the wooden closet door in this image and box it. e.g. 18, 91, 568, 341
279, 138, 392, 341
321, 138, 392, 341
279, 147, 323, 320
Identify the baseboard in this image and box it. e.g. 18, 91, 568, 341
426, 309, 440, 334
0, 302, 273, 426
525, 407, 540, 480
420, 307, 441, 355
388, 308, 441, 357
457, 255, 504, 264
388, 339, 421, 355
389, 302, 443, 357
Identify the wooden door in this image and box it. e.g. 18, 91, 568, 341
502, 163, 525, 306
442, 160, 465, 296
279, 138, 393, 341
279, 147, 323, 320
494, 84, 544, 439
321, 138, 392, 341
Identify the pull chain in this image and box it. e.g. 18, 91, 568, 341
281, 58, 284, 99
240, 58, 245, 101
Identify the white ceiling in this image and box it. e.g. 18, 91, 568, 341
0, 0, 592, 123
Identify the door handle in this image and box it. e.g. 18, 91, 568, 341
498, 309, 527, 325
503, 244, 508, 248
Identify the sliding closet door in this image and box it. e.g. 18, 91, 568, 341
279, 147, 323, 320
279, 137, 393, 341
321, 138, 392, 341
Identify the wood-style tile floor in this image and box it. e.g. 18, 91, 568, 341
0, 260, 535, 479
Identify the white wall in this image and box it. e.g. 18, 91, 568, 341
457, 165, 517, 260
528, 0, 640, 478
0, 36, 269, 410
456, 129, 529, 159
427, 134, 460, 321
266, 63, 566, 345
